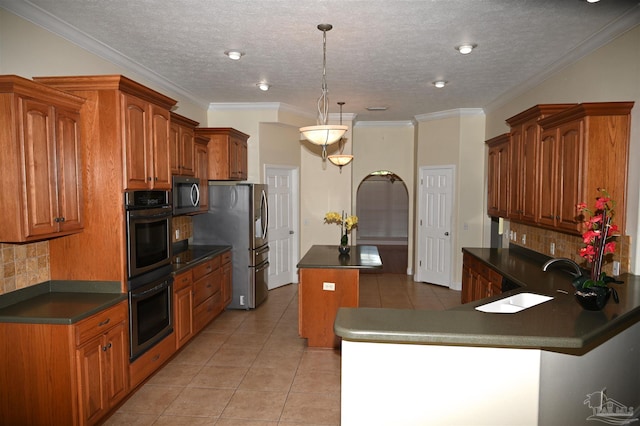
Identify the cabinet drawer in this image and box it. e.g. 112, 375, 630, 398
193, 270, 221, 306
221, 251, 232, 265
192, 257, 220, 281
174, 270, 193, 291
194, 291, 222, 332
74, 301, 127, 346
129, 332, 175, 389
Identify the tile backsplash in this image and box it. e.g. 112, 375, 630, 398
172, 215, 193, 243
1, 242, 50, 295
509, 222, 631, 276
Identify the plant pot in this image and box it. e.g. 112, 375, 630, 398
338, 245, 350, 255
575, 287, 611, 311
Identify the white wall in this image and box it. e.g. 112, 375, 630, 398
0, 9, 207, 123
415, 110, 486, 286
353, 123, 415, 271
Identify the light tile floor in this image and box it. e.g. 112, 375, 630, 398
105, 273, 461, 425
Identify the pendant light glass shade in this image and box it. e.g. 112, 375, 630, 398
300, 124, 348, 146
300, 24, 346, 155
327, 154, 353, 166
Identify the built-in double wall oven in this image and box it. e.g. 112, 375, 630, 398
125, 190, 174, 361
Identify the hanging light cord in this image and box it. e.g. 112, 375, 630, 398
317, 26, 330, 127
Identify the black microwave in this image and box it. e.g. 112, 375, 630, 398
172, 176, 201, 215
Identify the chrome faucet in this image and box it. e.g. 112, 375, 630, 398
542, 258, 586, 279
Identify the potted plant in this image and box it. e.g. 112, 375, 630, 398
324, 211, 358, 254
573, 188, 622, 310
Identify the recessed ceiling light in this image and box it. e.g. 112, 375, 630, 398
366, 106, 388, 111
583, 0, 600, 3
257, 82, 270, 91
455, 44, 477, 55
432, 80, 448, 88
224, 50, 244, 60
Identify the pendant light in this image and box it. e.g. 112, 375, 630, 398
299, 24, 348, 159
328, 101, 353, 172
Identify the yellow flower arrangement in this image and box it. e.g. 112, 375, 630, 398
324, 211, 358, 246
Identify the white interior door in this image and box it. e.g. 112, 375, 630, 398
415, 166, 454, 287
265, 165, 299, 289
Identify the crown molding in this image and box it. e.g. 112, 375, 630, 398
415, 108, 485, 122
354, 120, 415, 128
1, 0, 210, 108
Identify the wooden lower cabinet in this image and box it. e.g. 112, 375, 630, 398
173, 269, 194, 350
192, 256, 223, 334
173, 251, 232, 344
298, 268, 359, 348
0, 300, 129, 426
461, 253, 503, 304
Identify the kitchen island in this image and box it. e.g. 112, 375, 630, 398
297, 245, 382, 348
334, 247, 640, 425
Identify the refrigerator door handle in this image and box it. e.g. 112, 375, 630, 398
255, 245, 270, 256
260, 189, 268, 239
255, 260, 270, 272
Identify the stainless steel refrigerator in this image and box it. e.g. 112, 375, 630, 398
192, 182, 269, 309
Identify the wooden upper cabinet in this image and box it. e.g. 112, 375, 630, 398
122, 94, 172, 190
505, 104, 575, 224
538, 102, 633, 234
486, 133, 509, 218
196, 127, 249, 181
170, 112, 198, 177
0, 75, 85, 242
33, 75, 177, 283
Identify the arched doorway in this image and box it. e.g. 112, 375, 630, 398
356, 170, 409, 274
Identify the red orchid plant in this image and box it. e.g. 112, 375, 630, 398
576, 188, 618, 288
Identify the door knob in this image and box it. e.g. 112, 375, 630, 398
289, 230, 295, 234
444, 232, 449, 236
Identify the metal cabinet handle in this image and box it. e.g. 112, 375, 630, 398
98, 318, 111, 327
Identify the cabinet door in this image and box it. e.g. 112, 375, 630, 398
55, 107, 83, 233
520, 122, 539, 223
461, 263, 473, 304
76, 334, 108, 424
180, 126, 196, 176
170, 122, 181, 175
174, 284, 194, 349
229, 137, 241, 179
149, 104, 172, 189
487, 137, 508, 217
104, 321, 129, 407
507, 129, 522, 219
19, 97, 59, 238
122, 94, 150, 189
556, 121, 584, 233
537, 129, 557, 227
238, 138, 248, 180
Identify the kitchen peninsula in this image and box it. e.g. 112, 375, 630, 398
335, 247, 640, 425
297, 245, 382, 348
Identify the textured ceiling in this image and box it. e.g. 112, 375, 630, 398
3, 0, 640, 122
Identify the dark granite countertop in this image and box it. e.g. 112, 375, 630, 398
171, 244, 232, 274
0, 281, 125, 325
297, 245, 383, 269
334, 247, 640, 353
